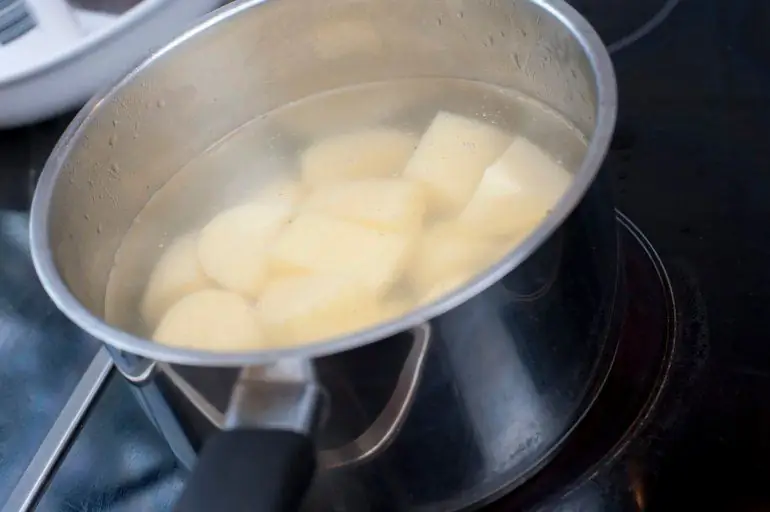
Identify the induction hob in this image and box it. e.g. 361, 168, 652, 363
2, 0, 769, 509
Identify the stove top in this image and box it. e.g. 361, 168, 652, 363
2, 0, 770, 509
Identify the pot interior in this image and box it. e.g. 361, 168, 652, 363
32, 0, 614, 363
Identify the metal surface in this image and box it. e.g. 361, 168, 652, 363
24, 0, 619, 508
28, 0, 617, 366
226, 359, 323, 435
1, 348, 112, 512
318, 323, 431, 469
7, 0, 770, 509
1, 211, 693, 512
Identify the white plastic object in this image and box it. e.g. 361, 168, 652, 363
0, 0, 224, 127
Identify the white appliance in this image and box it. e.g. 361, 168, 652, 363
0, 0, 224, 127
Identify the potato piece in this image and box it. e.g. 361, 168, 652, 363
140, 234, 210, 330
458, 137, 572, 236
269, 213, 413, 296
380, 296, 415, 321
302, 179, 425, 232
258, 275, 383, 345
301, 129, 418, 185
407, 223, 503, 295
255, 179, 306, 207
153, 289, 263, 350
403, 111, 512, 215
198, 197, 294, 298
420, 272, 475, 305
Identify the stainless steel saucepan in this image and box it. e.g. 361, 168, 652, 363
29, 0, 618, 509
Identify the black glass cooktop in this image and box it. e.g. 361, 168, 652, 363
2, 0, 770, 509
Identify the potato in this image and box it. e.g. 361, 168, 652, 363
420, 272, 475, 305
198, 195, 295, 298
302, 179, 425, 232
300, 129, 418, 185
380, 296, 415, 321
258, 274, 383, 345
254, 179, 305, 207
269, 213, 413, 296
458, 137, 572, 236
153, 289, 263, 350
402, 111, 512, 215
140, 234, 211, 330
407, 223, 503, 295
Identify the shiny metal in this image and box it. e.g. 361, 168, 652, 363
27, 0, 618, 509
152, 323, 431, 468
318, 322, 431, 469
29, 0, 616, 367
226, 359, 323, 435
103, 345, 157, 385
129, 380, 197, 470
1, 348, 113, 512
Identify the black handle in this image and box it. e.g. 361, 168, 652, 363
174, 429, 316, 512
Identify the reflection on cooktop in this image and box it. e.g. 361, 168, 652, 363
488, 213, 708, 510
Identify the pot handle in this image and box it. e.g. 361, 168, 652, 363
319, 322, 432, 468
173, 429, 315, 512
173, 359, 324, 512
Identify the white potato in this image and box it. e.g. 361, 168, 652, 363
254, 179, 306, 207
403, 111, 512, 215
302, 179, 426, 232
420, 272, 475, 305
300, 129, 418, 185
153, 289, 263, 350
258, 274, 383, 345
198, 196, 295, 298
140, 234, 210, 330
380, 295, 415, 321
407, 223, 504, 295
269, 213, 413, 296
458, 137, 572, 236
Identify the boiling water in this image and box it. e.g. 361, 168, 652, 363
105, 77, 588, 341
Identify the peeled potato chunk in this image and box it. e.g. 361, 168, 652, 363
408, 223, 503, 295
269, 213, 413, 296
403, 111, 512, 215
301, 129, 418, 186
420, 272, 475, 305
458, 137, 572, 236
140, 234, 210, 330
198, 197, 295, 298
254, 179, 306, 207
380, 296, 415, 321
153, 289, 263, 350
302, 179, 426, 232
258, 274, 383, 345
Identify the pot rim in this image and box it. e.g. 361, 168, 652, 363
29, 0, 617, 367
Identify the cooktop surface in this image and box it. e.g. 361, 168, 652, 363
2, 0, 770, 510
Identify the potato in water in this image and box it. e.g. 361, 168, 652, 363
153, 289, 263, 350
140, 234, 210, 330
458, 137, 571, 236
302, 179, 425, 232
118, 83, 579, 353
301, 128, 418, 185
268, 213, 414, 296
257, 274, 386, 345
402, 111, 512, 215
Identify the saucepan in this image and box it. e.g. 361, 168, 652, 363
29, 0, 618, 509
